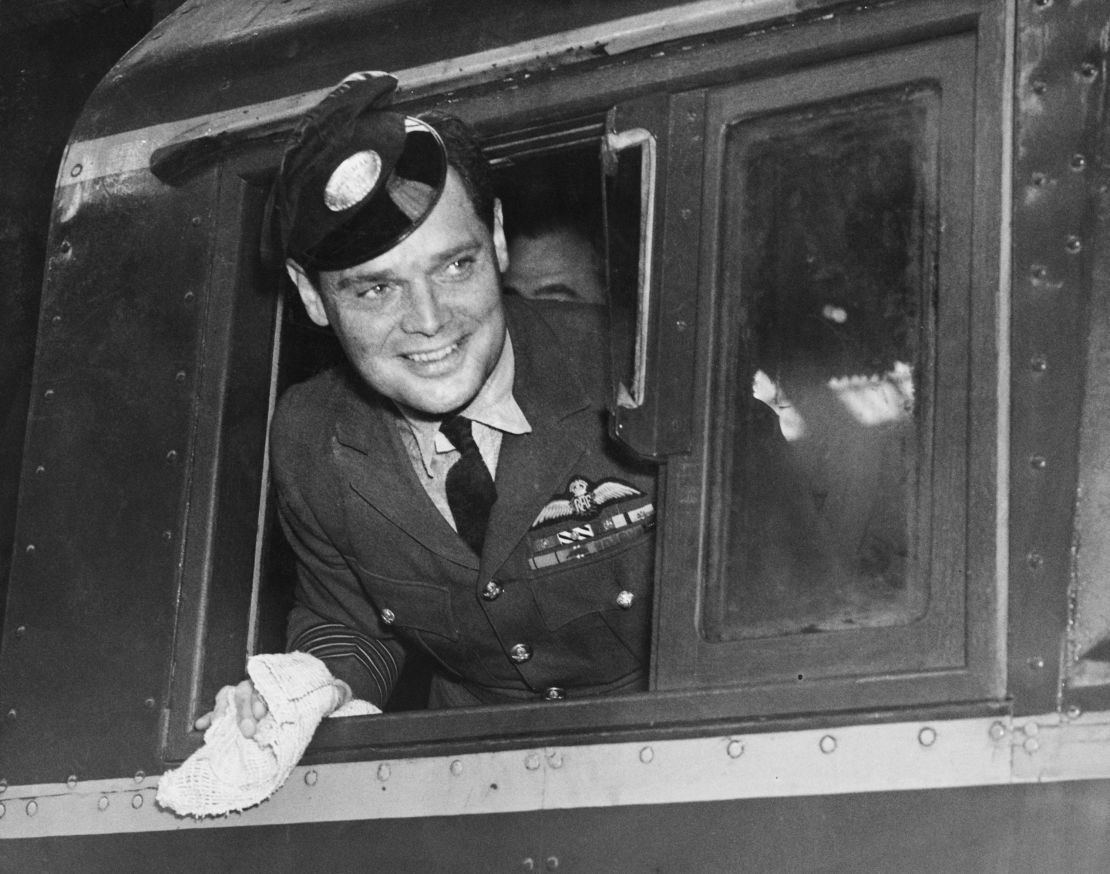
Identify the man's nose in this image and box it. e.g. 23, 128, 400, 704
401, 278, 446, 335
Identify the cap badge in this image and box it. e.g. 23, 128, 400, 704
324, 149, 382, 212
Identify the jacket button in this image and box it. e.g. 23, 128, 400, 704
509, 643, 533, 663
380, 608, 396, 625
543, 686, 566, 701
481, 580, 503, 601
616, 590, 635, 609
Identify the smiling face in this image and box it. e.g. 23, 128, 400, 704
288, 169, 509, 418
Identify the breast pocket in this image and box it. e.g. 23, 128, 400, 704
526, 531, 653, 631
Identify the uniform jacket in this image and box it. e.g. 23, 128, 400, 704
271, 296, 657, 708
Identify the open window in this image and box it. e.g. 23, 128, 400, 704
162, 1, 1006, 764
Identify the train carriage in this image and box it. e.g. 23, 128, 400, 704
3, 0, 1110, 870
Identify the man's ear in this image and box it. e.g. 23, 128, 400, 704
492, 198, 509, 273
286, 259, 330, 327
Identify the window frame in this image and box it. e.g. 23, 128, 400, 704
649, 32, 1004, 710
161, 0, 1010, 765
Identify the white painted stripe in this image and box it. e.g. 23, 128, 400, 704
1, 711, 1108, 839
59, 0, 802, 186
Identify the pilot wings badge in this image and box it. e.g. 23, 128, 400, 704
531, 476, 644, 527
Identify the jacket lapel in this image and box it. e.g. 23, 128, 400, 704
332, 373, 479, 570
479, 301, 594, 579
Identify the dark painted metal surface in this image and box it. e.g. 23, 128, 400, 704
1008, 0, 1110, 716
0, 170, 218, 783
73, 0, 852, 141
2, 781, 1110, 872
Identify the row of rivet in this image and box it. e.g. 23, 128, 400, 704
1016, 0, 1102, 690
0, 792, 149, 821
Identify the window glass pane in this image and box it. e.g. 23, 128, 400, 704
706, 85, 937, 641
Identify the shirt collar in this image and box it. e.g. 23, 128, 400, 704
396, 331, 531, 474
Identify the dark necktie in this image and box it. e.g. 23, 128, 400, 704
440, 415, 498, 555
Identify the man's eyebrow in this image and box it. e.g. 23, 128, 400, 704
436, 240, 483, 265
334, 269, 396, 291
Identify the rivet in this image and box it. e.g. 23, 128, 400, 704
175, 370, 187, 383
989, 721, 1007, 741
304, 769, 318, 786
377, 763, 391, 782
1080, 61, 1098, 80
1030, 455, 1046, 470
1027, 553, 1044, 571
161, 530, 172, 541
166, 449, 178, 463
1066, 235, 1082, 254
680, 207, 692, 220
35, 465, 45, 474
25, 543, 35, 555
133, 770, 145, 783
676, 320, 688, 331
15, 625, 25, 637
184, 290, 195, 303
819, 735, 837, 754
1030, 263, 1048, 280
66, 774, 78, 789
191, 216, 202, 226
1029, 354, 1048, 372
450, 759, 464, 777
1031, 172, 1048, 187
918, 727, 937, 747
59, 240, 71, 254
0, 802, 5, 819
1024, 721, 1040, 737
44, 388, 55, 399
546, 857, 560, 871
1027, 654, 1046, 669
0, 779, 7, 794
97, 796, 109, 811
547, 751, 564, 769
131, 793, 144, 809
70, 163, 83, 178
639, 746, 654, 764
1066, 704, 1082, 720
1070, 154, 1087, 172
143, 697, 156, 710
1033, 0, 1051, 7
727, 739, 745, 759
1032, 79, 1048, 95
1023, 737, 1040, 754
51, 314, 62, 325
523, 859, 536, 871
525, 753, 542, 771
6, 709, 16, 721
26, 800, 38, 817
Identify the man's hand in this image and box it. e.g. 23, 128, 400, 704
193, 676, 354, 738
194, 679, 268, 738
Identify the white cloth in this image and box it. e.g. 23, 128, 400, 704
156, 651, 379, 817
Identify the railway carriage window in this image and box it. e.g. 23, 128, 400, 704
652, 31, 1000, 708
707, 88, 933, 640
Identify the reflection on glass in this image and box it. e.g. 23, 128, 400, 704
706, 85, 936, 640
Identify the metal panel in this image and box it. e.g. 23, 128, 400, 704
72, 0, 827, 142
2, 777, 1110, 872
0, 168, 218, 783
1008, 0, 1110, 715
